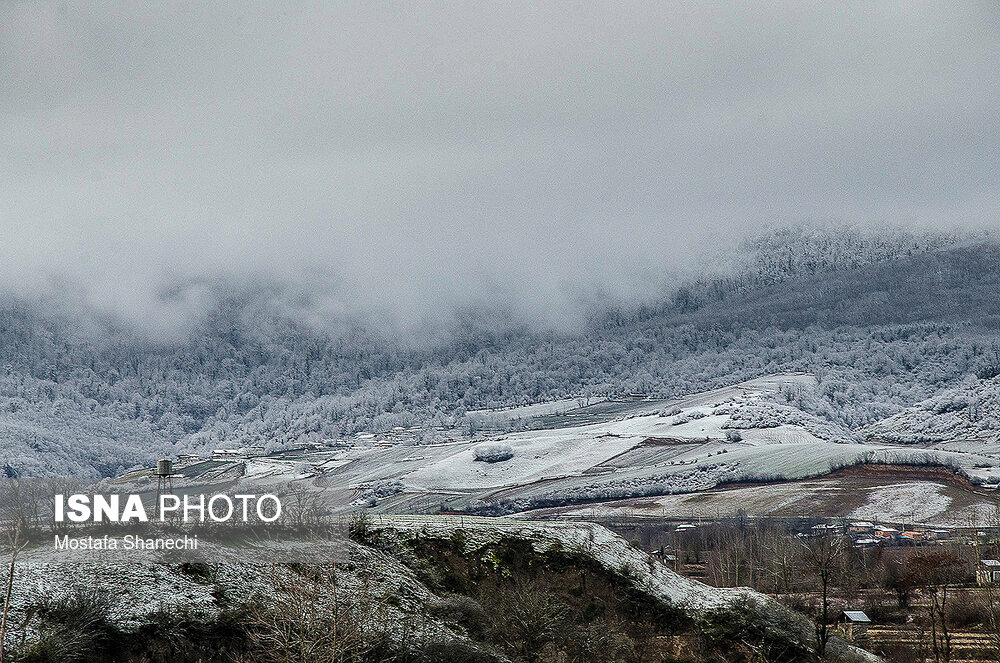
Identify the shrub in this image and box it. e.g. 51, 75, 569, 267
473, 444, 514, 463
947, 590, 987, 628
20, 589, 114, 663
409, 640, 501, 663
179, 561, 213, 583
348, 511, 372, 541
427, 595, 489, 637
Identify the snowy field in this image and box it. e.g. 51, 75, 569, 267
111, 373, 1000, 523
847, 482, 953, 524
531, 476, 1000, 527
467, 397, 603, 423
404, 429, 637, 491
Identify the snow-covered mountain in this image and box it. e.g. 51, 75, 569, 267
4, 227, 1000, 477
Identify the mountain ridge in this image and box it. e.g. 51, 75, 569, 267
2, 227, 998, 476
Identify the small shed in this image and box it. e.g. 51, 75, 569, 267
212, 448, 243, 459
978, 559, 1000, 585
839, 611, 871, 641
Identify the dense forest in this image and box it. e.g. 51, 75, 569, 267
3, 226, 1000, 477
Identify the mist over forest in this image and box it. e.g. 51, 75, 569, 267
2, 225, 999, 478
3, 3, 1000, 478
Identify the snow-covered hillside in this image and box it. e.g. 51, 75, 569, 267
100, 373, 1000, 521
3, 517, 879, 663
863, 375, 1000, 444
7, 228, 1000, 479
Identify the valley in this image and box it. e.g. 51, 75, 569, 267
102, 372, 1000, 530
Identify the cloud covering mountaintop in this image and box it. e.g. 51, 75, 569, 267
2, 3, 999, 332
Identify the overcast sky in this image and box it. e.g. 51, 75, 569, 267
2, 2, 998, 333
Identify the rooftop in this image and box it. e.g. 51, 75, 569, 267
842, 611, 871, 623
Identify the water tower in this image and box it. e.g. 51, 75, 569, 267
154, 458, 175, 504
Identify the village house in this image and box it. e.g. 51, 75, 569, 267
978, 559, 1000, 585
212, 448, 244, 460
650, 546, 677, 564
839, 611, 871, 642
848, 521, 874, 534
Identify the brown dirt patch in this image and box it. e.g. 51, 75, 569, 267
826, 463, 982, 491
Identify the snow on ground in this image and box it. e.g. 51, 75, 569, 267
741, 373, 819, 391
848, 481, 953, 523
126, 372, 1000, 519
467, 397, 603, 422
7, 515, 875, 663
538, 480, 847, 521
372, 515, 741, 609
170, 428, 1000, 517
468, 440, 1000, 516
218, 442, 1000, 519
931, 440, 1000, 455
739, 425, 827, 445
335, 374, 839, 497
244, 457, 313, 482
526, 475, 1000, 527
405, 428, 638, 491
662, 414, 731, 439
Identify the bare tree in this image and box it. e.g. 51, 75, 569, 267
706, 519, 805, 594
246, 565, 374, 663
982, 579, 1000, 661
0, 526, 28, 663
977, 502, 1000, 659
0, 479, 50, 537
884, 555, 916, 609
800, 532, 844, 658
909, 550, 966, 663
487, 581, 570, 663
281, 482, 325, 527
758, 520, 799, 594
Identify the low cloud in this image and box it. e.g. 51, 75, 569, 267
2, 2, 998, 333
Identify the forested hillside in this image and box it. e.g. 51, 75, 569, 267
3, 227, 999, 477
